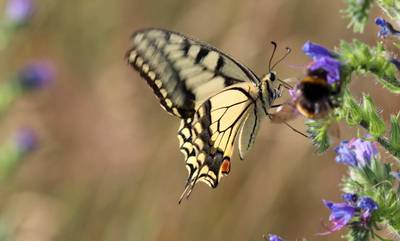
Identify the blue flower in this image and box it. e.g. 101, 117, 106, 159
350, 138, 378, 165
302, 41, 338, 59
267, 234, 283, 241
17, 62, 54, 90
322, 200, 356, 233
334, 138, 378, 168
335, 141, 358, 167
342, 193, 358, 205
357, 197, 378, 213
375, 17, 400, 38
321, 195, 378, 234
302, 41, 341, 85
391, 171, 400, 180
390, 59, 400, 71
308, 56, 341, 84
4, 0, 34, 25
14, 128, 37, 153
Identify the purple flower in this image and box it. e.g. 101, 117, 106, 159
334, 138, 378, 168
322, 200, 356, 233
335, 141, 358, 167
357, 197, 378, 213
375, 17, 400, 38
391, 171, 400, 180
267, 234, 283, 241
321, 195, 378, 235
302, 41, 342, 85
390, 59, 400, 71
14, 128, 37, 153
4, 0, 34, 25
302, 41, 338, 59
17, 62, 54, 90
342, 193, 358, 205
308, 56, 341, 84
350, 139, 378, 165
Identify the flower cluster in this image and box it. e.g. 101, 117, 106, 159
335, 138, 378, 168
322, 194, 378, 234
265, 234, 283, 241
4, 0, 34, 26
14, 128, 37, 154
16, 62, 54, 91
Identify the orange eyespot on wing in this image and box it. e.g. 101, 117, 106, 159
220, 158, 231, 175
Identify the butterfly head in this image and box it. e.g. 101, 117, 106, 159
260, 71, 282, 106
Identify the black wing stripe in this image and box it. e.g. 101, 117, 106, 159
127, 29, 260, 119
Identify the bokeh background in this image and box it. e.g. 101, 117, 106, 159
0, 0, 399, 241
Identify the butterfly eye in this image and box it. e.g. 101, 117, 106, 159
269, 72, 276, 82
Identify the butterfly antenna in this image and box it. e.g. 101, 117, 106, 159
268, 41, 278, 72
271, 47, 291, 70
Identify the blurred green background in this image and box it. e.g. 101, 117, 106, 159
0, 0, 399, 241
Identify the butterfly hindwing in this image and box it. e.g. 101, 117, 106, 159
238, 104, 260, 160
126, 28, 259, 118
179, 83, 259, 200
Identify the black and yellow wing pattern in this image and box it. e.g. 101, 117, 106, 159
126, 28, 266, 201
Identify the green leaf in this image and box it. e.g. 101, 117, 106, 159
376, 0, 400, 20
390, 113, 400, 149
340, 91, 363, 125
362, 95, 386, 137
339, 40, 400, 94
305, 119, 330, 153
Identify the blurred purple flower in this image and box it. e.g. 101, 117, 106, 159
334, 138, 378, 168
342, 193, 358, 205
308, 56, 341, 84
391, 171, 400, 180
14, 128, 37, 153
375, 17, 400, 38
17, 62, 54, 90
358, 197, 378, 212
390, 59, 400, 71
322, 200, 356, 233
4, 0, 34, 25
302, 41, 338, 59
358, 197, 378, 222
267, 234, 283, 241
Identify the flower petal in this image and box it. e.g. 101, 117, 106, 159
302, 41, 338, 59
308, 57, 341, 84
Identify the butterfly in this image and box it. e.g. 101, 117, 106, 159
126, 28, 289, 202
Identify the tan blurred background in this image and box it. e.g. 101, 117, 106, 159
0, 0, 399, 241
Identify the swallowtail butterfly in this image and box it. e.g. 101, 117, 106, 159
126, 28, 285, 202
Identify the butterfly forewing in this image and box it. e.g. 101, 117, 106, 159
126, 28, 259, 118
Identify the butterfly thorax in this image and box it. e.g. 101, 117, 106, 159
259, 71, 281, 115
